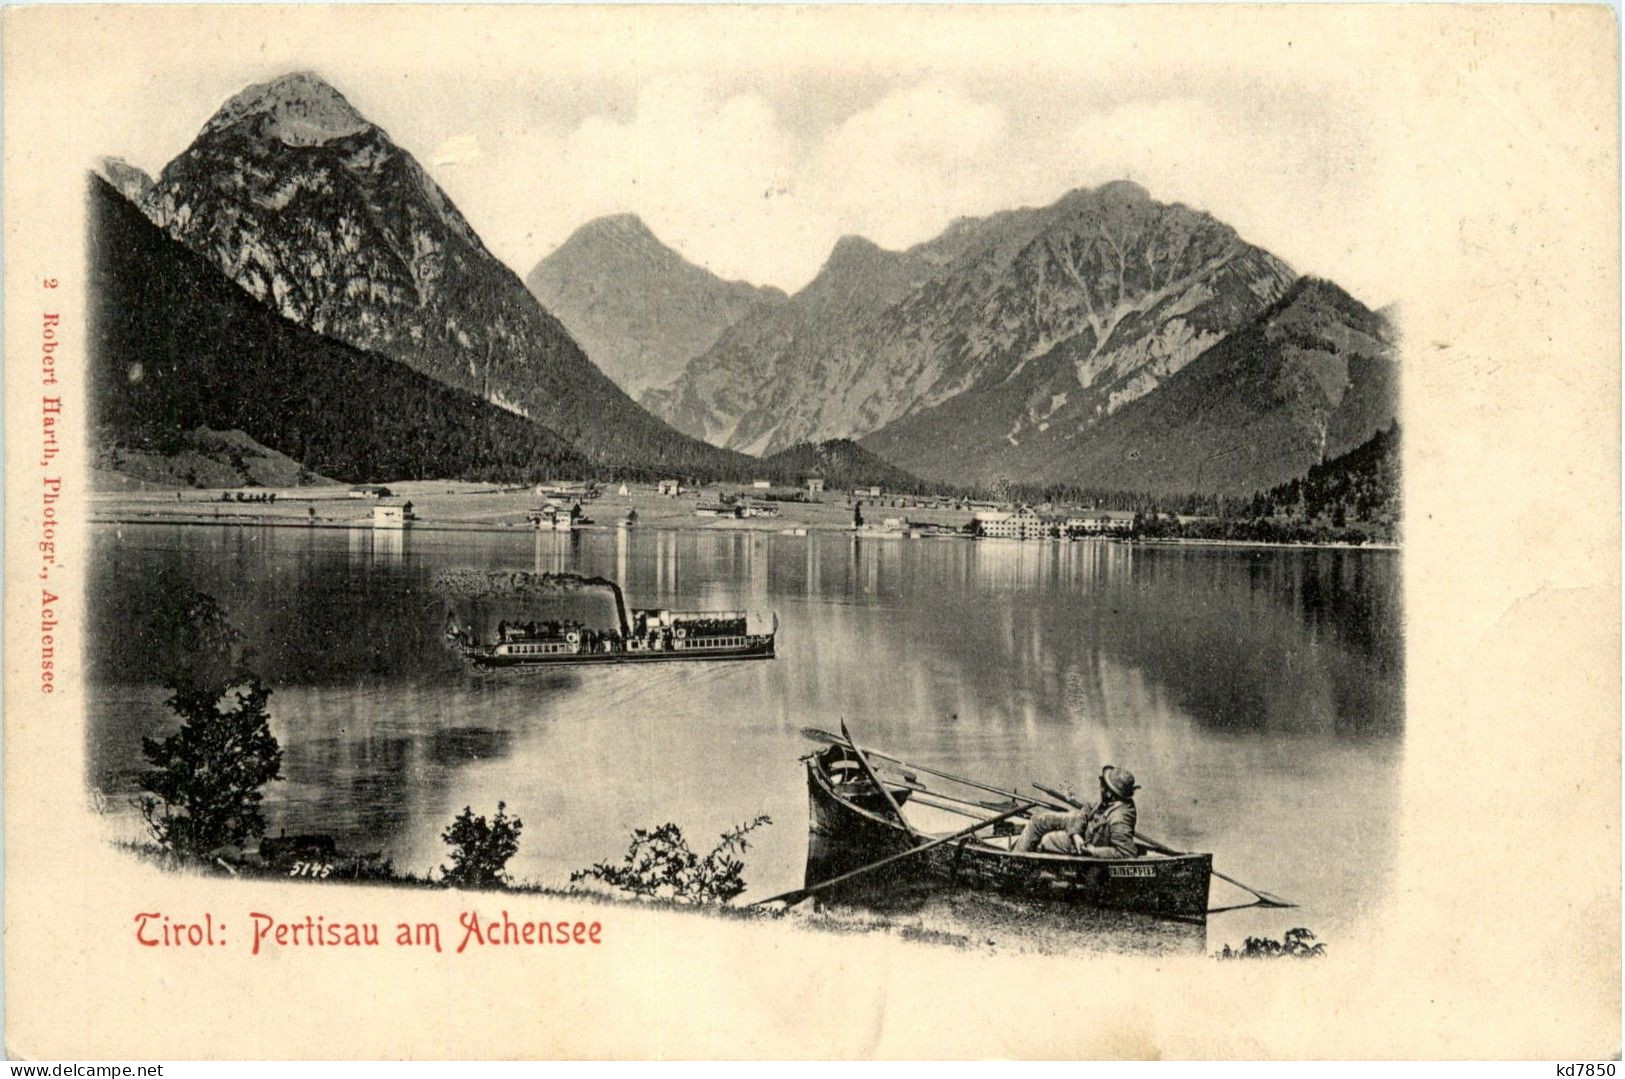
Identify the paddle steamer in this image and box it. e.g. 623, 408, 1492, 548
446, 573, 776, 670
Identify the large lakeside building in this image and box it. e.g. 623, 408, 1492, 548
973, 506, 1048, 539
974, 506, 1136, 539
1067, 510, 1136, 535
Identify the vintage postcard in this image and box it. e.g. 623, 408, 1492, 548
2, 3, 1618, 1061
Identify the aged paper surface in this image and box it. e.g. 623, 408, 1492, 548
3, 4, 1618, 1059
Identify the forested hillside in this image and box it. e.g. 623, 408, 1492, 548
1259, 424, 1401, 527
88, 174, 595, 485
759, 439, 926, 493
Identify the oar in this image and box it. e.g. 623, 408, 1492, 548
881, 784, 1029, 837
1033, 782, 1296, 909
816, 747, 1033, 828
840, 720, 918, 838
895, 782, 1028, 822
749, 799, 1040, 908
800, 727, 1070, 812
829, 747, 1030, 817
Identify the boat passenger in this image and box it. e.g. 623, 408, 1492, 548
1011, 766, 1138, 858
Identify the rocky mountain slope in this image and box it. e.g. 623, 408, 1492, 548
139, 71, 757, 476
526, 214, 785, 399
648, 182, 1297, 462
642, 235, 941, 449
88, 173, 592, 485
95, 156, 155, 205
878, 277, 1394, 495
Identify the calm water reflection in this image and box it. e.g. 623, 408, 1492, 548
89, 524, 1401, 951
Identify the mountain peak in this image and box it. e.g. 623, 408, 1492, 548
529, 212, 787, 399
96, 156, 154, 203
549, 213, 681, 274
579, 213, 657, 240
816, 235, 896, 276
800, 235, 919, 300
1051, 179, 1155, 214
1095, 179, 1151, 201
829, 234, 884, 257
556, 214, 673, 261
202, 71, 371, 146
142, 79, 754, 476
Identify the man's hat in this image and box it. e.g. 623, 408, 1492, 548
1101, 766, 1138, 799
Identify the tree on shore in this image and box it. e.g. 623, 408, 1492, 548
136, 588, 283, 858
440, 802, 523, 889
571, 815, 771, 904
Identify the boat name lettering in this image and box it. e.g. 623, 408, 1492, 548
1109, 865, 1156, 878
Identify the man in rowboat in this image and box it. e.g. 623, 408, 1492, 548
1011, 766, 1139, 858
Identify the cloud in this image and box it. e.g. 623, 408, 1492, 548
430, 74, 1382, 303
503, 80, 835, 286
430, 133, 482, 168
805, 82, 1013, 252
1054, 95, 1383, 292
104, 16, 1393, 304
821, 81, 1008, 171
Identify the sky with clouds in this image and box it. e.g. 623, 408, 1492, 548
103, 8, 1397, 305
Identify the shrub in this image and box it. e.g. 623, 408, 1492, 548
570, 816, 771, 904
136, 589, 283, 858
440, 802, 523, 889
1217, 927, 1327, 959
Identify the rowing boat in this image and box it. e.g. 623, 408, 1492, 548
804, 743, 1213, 922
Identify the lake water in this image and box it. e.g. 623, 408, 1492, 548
88, 523, 1402, 954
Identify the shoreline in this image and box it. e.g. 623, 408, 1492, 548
89, 508, 1401, 552
1133, 536, 1402, 552
89, 480, 1400, 552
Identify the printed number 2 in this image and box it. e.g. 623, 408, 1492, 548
289, 861, 333, 878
